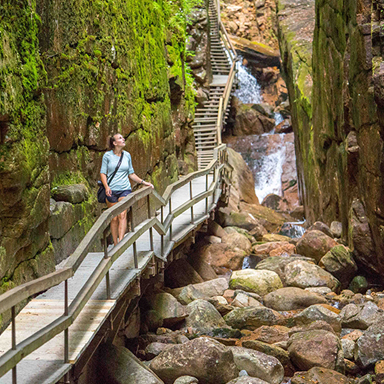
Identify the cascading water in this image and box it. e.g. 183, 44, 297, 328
232, 58, 291, 204
234, 56, 262, 104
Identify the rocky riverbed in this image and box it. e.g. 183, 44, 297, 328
93, 154, 384, 384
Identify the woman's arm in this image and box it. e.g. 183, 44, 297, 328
129, 173, 154, 189
100, 173, 112, 196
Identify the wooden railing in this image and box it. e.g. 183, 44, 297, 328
0, 145, 232, 380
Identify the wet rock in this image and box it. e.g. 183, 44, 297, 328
264, 287, 326, 311
224, 306, 283, 330
285, 260, 340, 291
255, 255, 315, 285
184, 299, 228, 334
176, 278, 229, 304
291, 304, 341, 333
261, 194, 287, 211
51, 183, 89, 204
149, 337, 238, 384
349, 276, 368, 294
173, 377, 198, 384
233, 103, 275, 136
355, 320, 384, 367
97, 343, 164, 384
288, 329, 343, 371
308, 222, 333, 238
241, 340, 290, 366
291, 367, 351, 384
339, 302, 384, 330
222, 232, 252, 253
319, 245, 358, 289
229, 269, 283, 296
274, 119, 293, 134
165, 259, 204, 288
296, 230, 338, 263
290, 206, 305, 221
49, 201, 80, 239
229, 346, 284, 384
330, 221, 343, 238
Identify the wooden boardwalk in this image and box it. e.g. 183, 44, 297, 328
0, 0, 237, 382
0, 176, 216, 384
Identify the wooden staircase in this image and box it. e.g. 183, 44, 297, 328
192, 0, 235, 170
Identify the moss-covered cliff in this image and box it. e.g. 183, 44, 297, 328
277, 0, 384, 274
0, 0, 199, 303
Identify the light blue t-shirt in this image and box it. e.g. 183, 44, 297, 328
100, 150, 135, 191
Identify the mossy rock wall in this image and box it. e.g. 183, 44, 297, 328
0, 0, 198, 304
277, 0, 384, 273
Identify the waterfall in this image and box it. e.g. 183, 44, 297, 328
234, 57, 262, 104
254, 135, 286, 202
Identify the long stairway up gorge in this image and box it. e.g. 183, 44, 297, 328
193, 0, 235, 170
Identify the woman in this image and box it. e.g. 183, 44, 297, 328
100, 133, 154, 245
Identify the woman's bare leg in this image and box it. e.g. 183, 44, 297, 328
106, 200, 119, 245
117, 196, 128, 241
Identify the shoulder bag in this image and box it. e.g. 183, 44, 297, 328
97, 152, 124, 203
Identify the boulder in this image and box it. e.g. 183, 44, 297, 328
291, 367, 351, 384
285, 260, 340, 291
222, 232, 252, 254
229, 346, 284, 384
227, 148, 259, 206
348, 276, 368, 294
224, 227, 256, 243
341, 339, 355, 360
296, 230, 338, 263
330, 221, 343, 238
217, 208, 261, 231
145, 343, 173, 359
319, 245, 357, 288
288, 330, 343, 371
289, 320, 336, 336
255, 255, 315, 285
261, 194, 287, 211
149, 337, 239, 384
175, 278, 229, 304
51, 183, 89, 204
184, 299, 228, 334
340, 302, 384, 330
97, 343, 164, 384
252, 242, 296, 259
224, 306, 283, 330
226, 378, 269, 384
207, 221, 227, 238
188, 257, 218, 281
229, 269, 283, 296
164, 259, 204, 288
193, 242, 246, 274
173, 377, 198, 384
356, 320, 384, 367
308, 222, 333, 237
241, 340, 290, 366
264, 287, 327, 311
145, 293, 187, 327
291, 304, 341, 333
244, 325, 290, 344
232, 292, 263, 308
262, 234, 292, 242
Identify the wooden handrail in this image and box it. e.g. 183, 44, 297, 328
220, 22, 237, 59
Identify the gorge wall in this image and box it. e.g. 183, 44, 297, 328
0, 0, 201, 304
277, 0, 384, 274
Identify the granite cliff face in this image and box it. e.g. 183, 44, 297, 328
277, 0, 384, 274
0, 0, 199, 301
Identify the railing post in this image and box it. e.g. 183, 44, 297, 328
161, 206, 164, 256
11, 306, 16, 384
213, 167, 217, 203
205, 173, 209, 214
190, 181, 194, 224
130, 207, 138, 268
64, 279, 69, 381
103, 230, 111, 300
169, 198, 172, 241
147, 195, 153, 251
